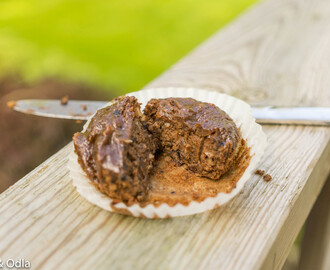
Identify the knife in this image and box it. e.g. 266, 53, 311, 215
9, 99, 330, 126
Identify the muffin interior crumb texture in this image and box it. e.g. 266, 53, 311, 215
73, 95, 251, 207
144, 98, 241, 180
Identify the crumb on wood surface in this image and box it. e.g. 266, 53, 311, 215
61, 95, 69, 105
263, 174, 272, 182
75, 120, 83, 124
7, 100, 16, 109
255, 169, 265, 176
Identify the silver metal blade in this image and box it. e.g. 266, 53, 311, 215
11, 99, 330, 125
13, 99, 107, 120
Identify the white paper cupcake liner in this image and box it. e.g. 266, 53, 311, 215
68, 87, 267, 218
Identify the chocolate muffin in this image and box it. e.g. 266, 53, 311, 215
144, 98, 240, 180
73, 96, 157, 205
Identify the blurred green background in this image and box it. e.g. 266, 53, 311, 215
0, 0, 258, 94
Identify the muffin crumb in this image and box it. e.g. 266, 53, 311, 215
61, 95, 69, 105
255, 169, 265, 176
81, 104, 87, 110
263, 174, 272, 182
7, 100, 16, 109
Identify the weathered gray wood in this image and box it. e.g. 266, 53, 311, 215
0, 0, 329, 269
299, 177, 330, 270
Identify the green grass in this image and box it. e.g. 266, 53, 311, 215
0, 0, 258, 94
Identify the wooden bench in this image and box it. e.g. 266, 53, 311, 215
0, 0, 329, 269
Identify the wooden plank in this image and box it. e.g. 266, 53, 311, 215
147, 0, 330, 108
0, 0, 329, 269
299, 176, 330, 270
260, 141, 330, 270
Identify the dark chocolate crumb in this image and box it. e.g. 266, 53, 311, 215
217, 141, 225, 148
255, 169, 265, 176
263, 174, 272, 182
176, 150, 181, 161
61, 95, 69, 105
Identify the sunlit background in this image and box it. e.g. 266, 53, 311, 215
0, 0, 258, 188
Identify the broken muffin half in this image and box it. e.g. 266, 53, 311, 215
144, 97, 240, 180
73, 96, 157, 205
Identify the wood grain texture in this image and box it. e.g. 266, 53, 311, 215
299, 176, 330, 270
1, 0, 330, 269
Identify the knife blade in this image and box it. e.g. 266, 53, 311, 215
9, 99, 330, 126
